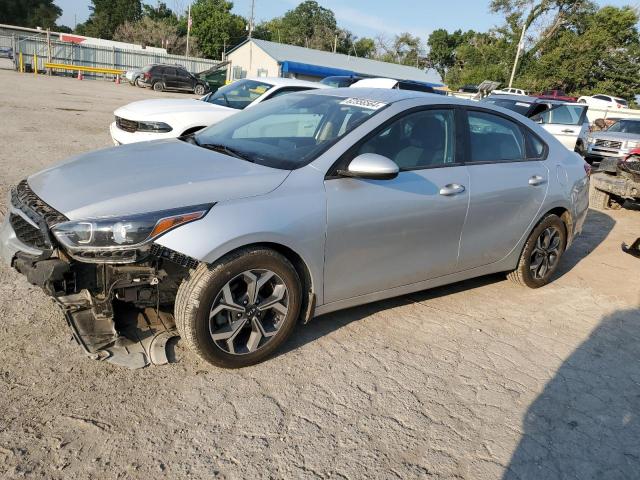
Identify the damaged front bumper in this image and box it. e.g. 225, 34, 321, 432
2, 181, 196, 369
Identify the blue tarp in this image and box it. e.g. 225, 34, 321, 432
280, 61, 355, 78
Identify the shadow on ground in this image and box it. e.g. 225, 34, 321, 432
503, 306, 640, 479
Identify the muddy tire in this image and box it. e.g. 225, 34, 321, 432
507, 215, 567, 288
152, 81, 164, 92
175, 248, 302, 368
590, 186, 611, 210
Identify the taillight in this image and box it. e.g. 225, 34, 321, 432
584, 162, 591, 177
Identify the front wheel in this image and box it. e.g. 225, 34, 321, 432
508, 215, 567, 288
194, 84, 206, 96
152, 81, 164, 92
175, 248, 302, 368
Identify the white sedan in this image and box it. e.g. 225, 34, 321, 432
110, 77, 327, 145
577, 94, 629, 109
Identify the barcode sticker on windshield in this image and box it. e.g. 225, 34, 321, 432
516, 102, 530, 107
340, 98, 387, 110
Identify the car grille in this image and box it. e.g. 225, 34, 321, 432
594, 139, 622, 149
115, 116, 138, 133
10, 180, 68, 250
10, 213, 48, 249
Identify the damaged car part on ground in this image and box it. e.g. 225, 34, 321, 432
1, 89, 590, 369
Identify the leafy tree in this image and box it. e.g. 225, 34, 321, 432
377, 33, 424, 67
426, 29, 475, 80
1, 0, 62, 29
190, 0, 245, 59
353, 37, 376, 58
271, 1, 339, 51
76, 0, 142, 39
142, 2, 176, 22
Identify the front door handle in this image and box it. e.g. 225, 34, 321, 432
439, 184, 466, 196
529, 175, 546, 186
561, 129, 576, 134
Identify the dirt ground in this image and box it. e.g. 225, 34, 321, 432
0, 69, 639, 479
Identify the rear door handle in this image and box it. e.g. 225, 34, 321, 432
439, 184, 466, 196
529, 175, 546, 186
561, 129, 576, 133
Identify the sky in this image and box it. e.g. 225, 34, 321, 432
56, 0, 638, 39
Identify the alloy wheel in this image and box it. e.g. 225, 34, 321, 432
208, 269, 289, 355
529, 226, 562, 280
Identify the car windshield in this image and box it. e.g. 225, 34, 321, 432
194, 93, 386, 170
607, 120, 640, 134
204, 79, 274, 110
482, 98, 533, 116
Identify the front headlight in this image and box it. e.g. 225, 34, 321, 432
51, 204, 212, 260
137, 121, 173, 133
587, 136, 595, 144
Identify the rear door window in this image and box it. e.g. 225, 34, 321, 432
467, 111, 525, 163
532, 105, 586, 126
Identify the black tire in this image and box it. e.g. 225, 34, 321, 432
134, 77, 141, 87
507, 215, 567, 288
590, 186, 611, 210
194, 84, 206, 96
152, 81, 164, 92
175, 248, 302, 368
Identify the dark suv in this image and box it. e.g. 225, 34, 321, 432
140, 64, 209, 95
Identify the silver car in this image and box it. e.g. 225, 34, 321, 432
586, 118, 640, 164
0, 89, 590, 369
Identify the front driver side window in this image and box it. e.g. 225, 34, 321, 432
356, 109, 456, 170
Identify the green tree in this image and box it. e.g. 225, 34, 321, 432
353, 37, 376, 58
273, 1, 339, 51
142, 2, 176, 23
427, 29, 475, 80
190, 0, 245, 59
1, 0, 62, 29
76, 0, 142, 39
378, 33, 424, 67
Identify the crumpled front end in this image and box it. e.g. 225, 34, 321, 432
1, 180, 196, 369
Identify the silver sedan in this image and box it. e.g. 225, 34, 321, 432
0, 88, 590, 368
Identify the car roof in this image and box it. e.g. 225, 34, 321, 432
243, 77, 329, 89
485, 94, 581, 106
304, 87, 482, 106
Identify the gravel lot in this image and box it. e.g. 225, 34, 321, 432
0, 70, 639, 479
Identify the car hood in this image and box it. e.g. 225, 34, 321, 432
590, 131, 640, 141
115, 98, 236, 120
27, 140, 290, 220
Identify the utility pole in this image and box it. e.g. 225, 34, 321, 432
333, 35, 337, 53
248, 0, 255, 38
185, 3, 191, 58
508, 17, 528, 88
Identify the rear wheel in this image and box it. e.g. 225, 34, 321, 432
508, 215, 567, 288
175, 248, 302, 368
590, 186, 611, 210
194, 84, 206, 96
152, 81, 164, 92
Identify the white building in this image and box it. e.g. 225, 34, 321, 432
225, 38, 442, 86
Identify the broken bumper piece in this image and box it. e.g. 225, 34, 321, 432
57, 291, 178, 369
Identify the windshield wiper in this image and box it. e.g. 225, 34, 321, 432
197, 142, 254, 162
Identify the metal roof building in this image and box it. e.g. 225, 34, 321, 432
225, 38, 443, 86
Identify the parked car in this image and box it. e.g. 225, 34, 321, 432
459, 84, 479, 94
196, 64, 229, 93
320, 75, 363, 88
124, 67, 144, 86
350, 77, 446, 95
492, 87, 528, 96
481, 94, 589, 153
0, 47, 13, 59
578, 94, 628, 110
1, 89, 590, 369
591, 150, 640, 209
138, 64, 209, 95
110, 77, 327, 145
533, 89, 578, 102
585, 118, 640, 164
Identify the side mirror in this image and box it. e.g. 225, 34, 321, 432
338, 153, 399, 180
532, 116, 544, 124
